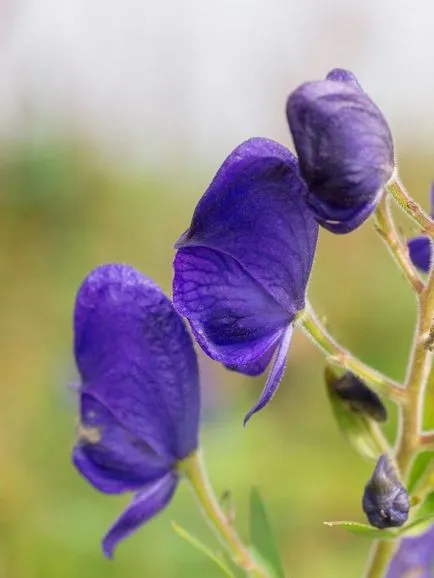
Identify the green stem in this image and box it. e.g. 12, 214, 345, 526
364, 263, 434, 578
300, 304, 405, 404
386, 177, 434, 236
374, 193, 425, 294
180, 450, 269, 578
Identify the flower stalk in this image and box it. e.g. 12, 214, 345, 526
180, 450, 269, 578
363, 196, 434, 578
374, 193, 425, 294
387, 177, 434, 237
300, 304, 405, 404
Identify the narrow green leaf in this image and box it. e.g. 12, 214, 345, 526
172, 521, 235, 577
325, 515, 434, 540
324, 521, 398, 539
249, 488, 285, 578
325, 367, 389, 460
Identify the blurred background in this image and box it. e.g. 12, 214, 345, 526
1, 1, 434, 576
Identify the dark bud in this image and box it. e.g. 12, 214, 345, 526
329, 370, 388, 422
286, 68, 395, 234
362, 455, 410, 529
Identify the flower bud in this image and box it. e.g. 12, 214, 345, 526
362, 455, 410, 529
329, 370, 387, 423
286, 68, 395, 234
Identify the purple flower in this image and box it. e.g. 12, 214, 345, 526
386, 524, 434, 578
72, 264, 200, 558
173, 137, 318, 424
407, 184, 434, 273
286, 68, 395, 234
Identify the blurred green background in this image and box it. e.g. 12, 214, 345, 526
0, 135, 431, 578
2, 2, 434, 576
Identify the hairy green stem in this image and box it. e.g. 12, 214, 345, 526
374, 193, 425, 294
300, 304, 405, 404
364, 241, 434, 577
387, 177, 434, 236
180, 450, 269, 578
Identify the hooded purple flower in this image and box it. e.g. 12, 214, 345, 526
407, 183, 434, 273
173, 137, 318, 424
386, 524, 434, 578
72, 264, 200, 558
286, 68, 395, 234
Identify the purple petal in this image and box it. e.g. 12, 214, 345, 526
173, 245, 291, 375
287, 79, 394, 234
386, 524, 434, 578
175, 137, 319, 313
72, 393, 172, 494
173, 138, 318, 378
243, 325, 293, 425
408, 236, 432, 273
74, 264, 200, 462
102, 472, 178, 559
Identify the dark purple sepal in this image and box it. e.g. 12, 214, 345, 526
173, 246, 291, 375
243, 325, 293, 425
408, 236, 432, 273
102, 472, 178, 559
386, 523, 434, 578
73, 392, 172, 494
173, 138, 318, 402
74, 264, 200, 462
287, 77, 394, 234
174, 137, 319, 312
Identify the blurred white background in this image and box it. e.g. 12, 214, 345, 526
0, 0, 433, 166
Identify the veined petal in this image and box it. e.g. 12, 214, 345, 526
243, 325, 293, 425
408, 236, 432, 273
102, 472, 178, 559
74, 264, 200, 461
72, 393, 172, 494
173, 246, 291, 374
175, 137, 319, 313
326, 68, 362, 90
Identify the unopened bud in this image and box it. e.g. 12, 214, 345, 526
362, 455, 410, 529
326, 369, 387, 422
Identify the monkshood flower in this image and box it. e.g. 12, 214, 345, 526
386, 523, 434, 578
287, 68, 395, 234
72, 264, 200, 558
362, 455, 409, 529
407, 183, 434, 273
173, 137, 319, 424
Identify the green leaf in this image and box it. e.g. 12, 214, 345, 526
249, 488, 286, 578
325, 367, 388, 460
324, 514, 434, 540
172, 521, 235, 577
323, 521, 399, 539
